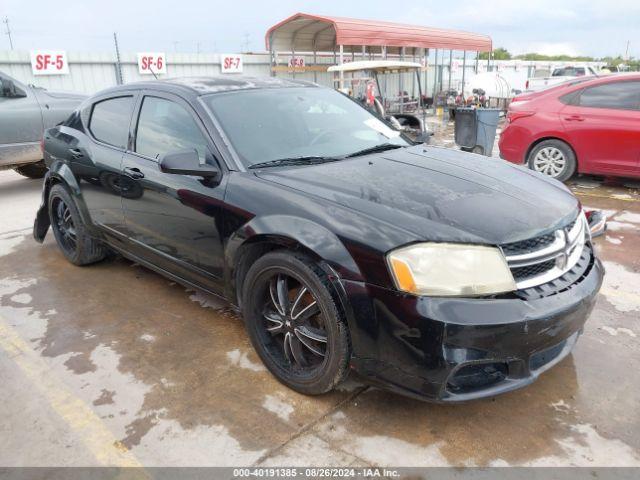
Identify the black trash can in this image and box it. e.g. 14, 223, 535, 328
454, 107, 500, 156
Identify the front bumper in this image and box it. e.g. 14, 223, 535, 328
345, 256, 604, 402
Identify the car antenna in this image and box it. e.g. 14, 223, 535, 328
149, 65, 158, 80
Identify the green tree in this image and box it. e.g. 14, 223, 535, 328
478, 47, 511, 60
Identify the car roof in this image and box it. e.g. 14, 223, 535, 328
571, 72, 640, 88
96, 76, 318, 99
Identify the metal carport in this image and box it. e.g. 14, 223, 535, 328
265, 12, 492, 98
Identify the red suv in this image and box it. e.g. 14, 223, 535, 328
499, 74, 640, 181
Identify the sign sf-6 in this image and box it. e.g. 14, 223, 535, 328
30, 51, 69, 75
221, 54, 243, 73
138, 53, 167, 75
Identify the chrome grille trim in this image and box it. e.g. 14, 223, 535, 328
502, 213, 588, 290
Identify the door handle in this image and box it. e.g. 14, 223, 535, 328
123, 167, 145, 180
564, 115, 584, 121
68, 148, 84, 158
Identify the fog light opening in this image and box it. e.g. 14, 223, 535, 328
447, 362, 508, 394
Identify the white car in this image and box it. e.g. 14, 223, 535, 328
525, 66, 598, 92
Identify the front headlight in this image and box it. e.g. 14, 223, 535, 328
387, 243, 516, 297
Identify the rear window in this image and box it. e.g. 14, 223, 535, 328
577, 81, 640, 110
89, 96, 134, 148
552, 67, 585, 77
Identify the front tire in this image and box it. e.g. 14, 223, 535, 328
48, 184, 107, 266
527, 140, 576, 182
242, 251, 350, 395
14, 161, 47, 179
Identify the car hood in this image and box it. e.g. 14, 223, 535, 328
256, 145, 580, 245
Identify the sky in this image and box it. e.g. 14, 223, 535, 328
1, 0, 637, 59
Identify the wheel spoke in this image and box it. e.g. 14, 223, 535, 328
288, 335, 308, 366
290, 286, 307, 319
270, 278, 285, 316
295, 326, 327, 357
292, 301, 319, 321
56, 201, 65, 221
276, 275, 290, 315
295, 325, 327, 343
283, 332, 293, 363
264, 311, 284, 334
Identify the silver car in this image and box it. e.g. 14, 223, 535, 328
0, 71, 85, 178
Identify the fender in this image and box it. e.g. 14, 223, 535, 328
33, 159, 92, 243
224, 214, 367, 358
225, 214, 364, 288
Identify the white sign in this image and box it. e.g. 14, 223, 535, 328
221, 54, 243, 73
137, 52, 167, 75
30, 50, 69, 75
451, 60, 460, 73
288, 56, 305, 68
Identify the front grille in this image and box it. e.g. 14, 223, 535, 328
515, 244, 593, 300
501, 233, 556, 255
511, 259, 556, 281
501, 213, 586, 291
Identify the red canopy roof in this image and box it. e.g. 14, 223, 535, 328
265, 13, 492, 53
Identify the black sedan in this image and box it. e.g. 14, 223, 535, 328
34, 76, 603, 402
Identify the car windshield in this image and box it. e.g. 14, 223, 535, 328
202, 87, 410, 168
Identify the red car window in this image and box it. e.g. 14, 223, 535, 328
576, 80, 640, 110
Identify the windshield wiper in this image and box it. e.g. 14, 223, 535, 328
343, 143, 404, 158
248, 156, 339, 169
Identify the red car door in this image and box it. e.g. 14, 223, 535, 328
560, 80, 640, 176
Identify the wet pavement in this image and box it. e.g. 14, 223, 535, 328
1, 155, 639, 467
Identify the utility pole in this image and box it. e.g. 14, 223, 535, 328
3, 17, 13, 50
113, 32, 123, 85
625, 40, 630, 61
241, 33, 250, 53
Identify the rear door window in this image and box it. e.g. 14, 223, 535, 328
134, 96, 208, 162
577, 81, 640, 110
89, 96, 134, 148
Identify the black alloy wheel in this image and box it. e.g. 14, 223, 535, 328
48, 184, 107, 266
242, 251, 350, 395
264, 272, 328, 370
51, 196, 77, 256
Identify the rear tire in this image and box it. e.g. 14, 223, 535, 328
241, 251, 351, 395
48, 184, 107, 266
527, 140, 576, 182
14, 161, 47, 179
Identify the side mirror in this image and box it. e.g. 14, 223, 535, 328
1, 78, 27, 98
159, 149, 220, 179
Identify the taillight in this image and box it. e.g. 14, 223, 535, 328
506, 111, 535, 123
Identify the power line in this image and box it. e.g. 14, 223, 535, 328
3, 17, 13, 50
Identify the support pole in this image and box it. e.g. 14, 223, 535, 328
400, 47, 405, 113
447, 50, 453, 92
313, 42, 317, 83
424, 48, 429, 108
269, 33, 275, 77
475, 51, 479, 73
461, 51, 467, 98
432, 49, 438, 105
113, 32, 123, 85
339, 44, 344, 90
